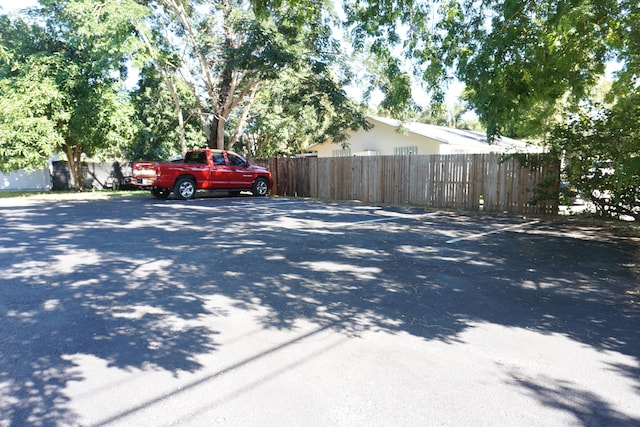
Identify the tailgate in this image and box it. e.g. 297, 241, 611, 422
132, 162, 158, 185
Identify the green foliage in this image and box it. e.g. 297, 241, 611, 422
341, 0, 639, 220
148, 0, 368, 154
377, 59, 416, 119
2, 0, 368, 173
0, 1, 145, 188
129, 66, 203, 161
550, 97, 640, 221
0, 17, 65, 172
341, 0, 635, 135
416, 102, 480, 130
39, 0, 147, 73
428, 0, 619, 140
433, 0, 640, 220
246, 66, 369, 156
343, 0, 437, 117
2, 0, 635, 218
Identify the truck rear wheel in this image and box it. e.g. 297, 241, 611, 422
174, 177, 196, 200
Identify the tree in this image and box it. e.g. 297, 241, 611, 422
340, 0, 617, 138
134, 8, 194, 156
148, 0, 289, 150
245, 64, 370, 156
40, 0, 146, 187
416, 102, 474, 129
129, 65, 203, 160
0, 17, 65, 172
338, 0, 638, 219
0, 1, 145, 188
550, 93, 640, 221
439, 0, 639, 218
147, 0, 368, 153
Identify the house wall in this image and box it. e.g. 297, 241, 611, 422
314, 121, 443, 157
312, 117, 543, 158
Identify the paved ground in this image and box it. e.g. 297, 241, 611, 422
1, 193, 639, 426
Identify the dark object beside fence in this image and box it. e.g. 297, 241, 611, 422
51, 161, 134, 191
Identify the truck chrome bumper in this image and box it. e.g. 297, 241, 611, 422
131, 177, 155, 186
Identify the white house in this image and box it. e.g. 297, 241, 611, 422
309, 116, 544, 157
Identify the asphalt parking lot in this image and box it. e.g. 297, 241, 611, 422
1, 193, 639, 426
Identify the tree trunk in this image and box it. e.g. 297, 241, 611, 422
64, 144, 83, 190
208, 116, 225, 149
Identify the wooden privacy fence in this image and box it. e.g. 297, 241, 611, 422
253, 153, 560, 215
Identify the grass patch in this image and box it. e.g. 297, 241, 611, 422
0, 190, 50, 198
0, 190, 148, 199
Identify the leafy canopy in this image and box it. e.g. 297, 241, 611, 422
0, 0, 146, 187
144, 0, 368, 154
0, 17, 64, 172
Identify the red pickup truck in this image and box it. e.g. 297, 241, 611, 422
132, 149, 273, 199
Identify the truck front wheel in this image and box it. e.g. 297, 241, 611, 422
174, 177, 196, 200
252, 177, 269, 196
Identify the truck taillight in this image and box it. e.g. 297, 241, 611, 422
156, 166, 161, 177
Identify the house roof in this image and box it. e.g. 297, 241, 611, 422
367, 116, 544, 153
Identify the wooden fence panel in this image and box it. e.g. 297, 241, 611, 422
318, 158, 331, 199
367, 156, 379, 203
252, 153, 559, 215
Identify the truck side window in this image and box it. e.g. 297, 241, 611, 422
212, 153, 226, 166
185, 152, 207, 164
227, 153, 247, 167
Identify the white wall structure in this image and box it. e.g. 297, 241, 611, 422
309, 116, 545, 158
0, 168, 51, 191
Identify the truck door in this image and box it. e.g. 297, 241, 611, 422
182, 151, 212, 188
226, 152, 254, 189
208, 151, 231, 189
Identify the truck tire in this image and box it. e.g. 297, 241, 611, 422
174, 177, 196, 200
252, 177, 269, 196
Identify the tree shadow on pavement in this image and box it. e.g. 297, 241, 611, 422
0, 199, 219, 425
511, 374, 637, 427
0, 197, 638, 425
